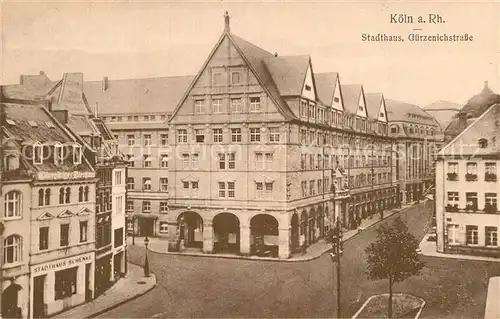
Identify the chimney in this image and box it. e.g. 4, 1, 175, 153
224, 11, 230, 33
484, 81, 489, 89
20, 75, 24, 85
52, 110, 69, 124
457, 112, 468, 132
102, 77, 108, 91
44, 100, 52, 112
274, 52, 278, 57
95, 102, 99, 118
39, 71, 45, 75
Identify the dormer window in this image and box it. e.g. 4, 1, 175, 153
28, 121, 38, 127
5, 155, 19, 171
479, 138, 488, 148
46, 122, 55, 128
6, 119, 16, 125
33, 143, 43, 165
334, 97, 340, 103
54, 143, 63, 165
380, 112, 384, 118
73, 145, 82, 164
305, 85, 311, 91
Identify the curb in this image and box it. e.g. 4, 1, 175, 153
85, 273, 157, 319
352, 293, 426, 319
133, 204, 419, 264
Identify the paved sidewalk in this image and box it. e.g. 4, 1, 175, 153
419, 234, 500, 262
484, 277, 500, 319
51, 262, 156, 319
129, 203, 416, 262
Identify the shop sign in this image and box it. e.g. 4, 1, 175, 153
31, 252, 93, 275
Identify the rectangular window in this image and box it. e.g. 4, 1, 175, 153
250, 128, 261, 142
195, 129, 205, 143
212, 99, 223, 113
268, 127, 280, 142
79, 221, 88, 243
161, 134, 168, 146
447, 224, 459, 244
301, 181, 307, 197
143, 178, 152, 191
231, 98, 242, 113
160, 201, 168, 213
231, 128, 242, 142
300, 129, 307, 144
249, 97, 261, 112
466, 192, 478, 210
466, 162, 477, 174
182, 154, 190, 168
256, 182, 264, 198
54, 267, 77, 300
213, 128, 223, 143
127, 135, 135, 146
127, 200, 134, 211
486, 227, 498, 246
177, 129, 187, 143
114, 171, 122, 185
194, 100, 204, 114
114, 228, 124, 248
60, 224, 69, 247
231, 72, 240, 85
39, 227, 49, 250
228, 153, 236, 169
218, 153, 226, 170
485, 193, 497, 210
159, 222, 169, 234
160, 154, 168, 168
486, 162, 497, 174
143, 155, 152, 168
212, 73, 222, 86
160, 178, 169, 192
143, 201, 151, 213
218, 182, 226, 198
309, 180, 315, 196
144, 134, 152, 146
447, 162, 458, 174
116, 195, 123, 214
191, 182, 199, 197
466, 225, 478, 245
228, 182, 235, 198
126, 177, 134, 190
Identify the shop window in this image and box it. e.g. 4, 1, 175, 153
54, 267, 78, 300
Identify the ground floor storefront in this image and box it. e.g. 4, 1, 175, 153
29, 252, 94, 318
126, 215, 158, 238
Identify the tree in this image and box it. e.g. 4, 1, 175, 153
365, 216, 425, 318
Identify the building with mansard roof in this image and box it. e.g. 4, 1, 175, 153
1, 101, 96, 318
436, 102, 500, 257
1, 71, 128, 316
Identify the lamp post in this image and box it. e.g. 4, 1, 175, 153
330, 216, 343, 319
144, 236, 150, 277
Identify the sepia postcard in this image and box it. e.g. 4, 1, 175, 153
0, 1, 499, 319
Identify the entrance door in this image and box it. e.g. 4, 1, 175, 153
33, 275, 45, 318
139, 219, 154, 237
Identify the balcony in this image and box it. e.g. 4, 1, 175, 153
465, 173, 478, 182
447, 172, 458, 181
485, 173, 497, 182
445, 204, 459, 212
446, 205, 500, 214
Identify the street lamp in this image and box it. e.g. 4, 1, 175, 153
144, 236, 150, 277
329, 217, 343, 319
131, 216, 137, 245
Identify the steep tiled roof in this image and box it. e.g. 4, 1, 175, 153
84, 75, 194, 115
341, 84, 362, 114
315, 72, 338, 106
263, 54, 310, 96
439, 103, 500, 156
2, 102, 93, 172
229, 34, 298, 120
385, 98, 437, 125
365, 93, 383, 120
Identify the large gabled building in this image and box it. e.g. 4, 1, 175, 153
164, 13, 399, 258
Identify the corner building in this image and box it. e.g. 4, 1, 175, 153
166, 14, 398, 258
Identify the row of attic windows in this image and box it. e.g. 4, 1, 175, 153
6, 119, 55, 128
32, 143, 82, 166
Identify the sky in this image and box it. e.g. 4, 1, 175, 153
1, 0, 499, 106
